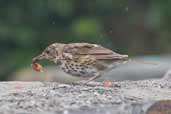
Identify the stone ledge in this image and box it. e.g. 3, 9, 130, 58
1, 70, 171, 114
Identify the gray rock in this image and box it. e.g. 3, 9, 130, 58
1, 70, 171, 114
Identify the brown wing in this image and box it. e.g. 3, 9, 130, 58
63, 43, 128, 60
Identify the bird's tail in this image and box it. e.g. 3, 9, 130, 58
127, 58, 157, 65
103, 58, 157, 73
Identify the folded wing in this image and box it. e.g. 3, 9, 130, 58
63, 43, 128, 60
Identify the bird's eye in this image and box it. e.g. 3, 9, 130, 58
46, 50, 50, 54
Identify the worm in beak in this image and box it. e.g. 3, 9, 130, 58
32, 54, 45, 72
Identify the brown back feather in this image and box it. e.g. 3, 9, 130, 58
63, 43, 128, 60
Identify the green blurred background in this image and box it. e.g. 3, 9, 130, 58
0, 0, 171, 80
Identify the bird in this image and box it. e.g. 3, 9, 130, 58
32, 43, 129, 85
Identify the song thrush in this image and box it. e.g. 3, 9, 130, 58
32, 43, 129, 84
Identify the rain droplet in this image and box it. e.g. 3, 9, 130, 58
52, 21, 55, 25
109, 30, 113, 34
125, 6, 128, 12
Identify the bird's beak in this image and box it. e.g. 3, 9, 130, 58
32, 53, 46, 63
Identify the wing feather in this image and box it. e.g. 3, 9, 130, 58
63, 43, 128, 60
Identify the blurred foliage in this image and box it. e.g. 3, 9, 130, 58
0, 0, 171, 80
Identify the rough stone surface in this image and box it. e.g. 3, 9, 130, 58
1, 70, 171, 114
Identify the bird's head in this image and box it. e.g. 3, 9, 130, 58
32, 43, 65, 64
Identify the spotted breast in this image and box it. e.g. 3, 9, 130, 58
60, 59, 99, 78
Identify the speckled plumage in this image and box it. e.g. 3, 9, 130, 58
32, 43, 129, 84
